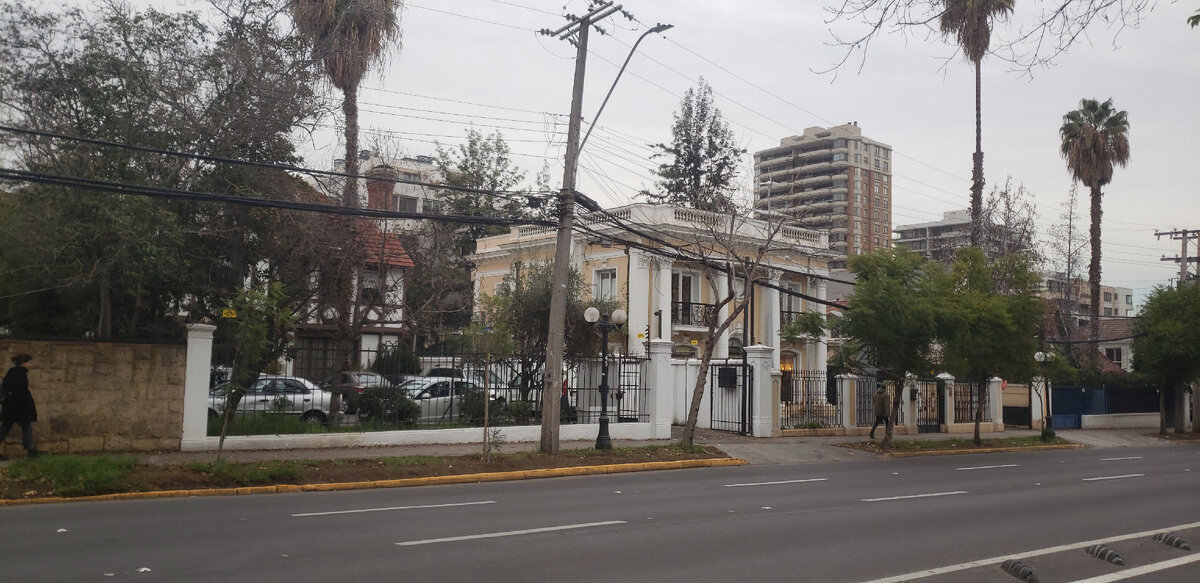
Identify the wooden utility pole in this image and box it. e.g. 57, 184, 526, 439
537, 2, 623, 454
1156, 228, 1198, 287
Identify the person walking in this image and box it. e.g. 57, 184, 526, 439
0, 353, 38, 459
870, 384, 892, 440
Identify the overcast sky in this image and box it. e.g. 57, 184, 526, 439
153, 1, 1200, 303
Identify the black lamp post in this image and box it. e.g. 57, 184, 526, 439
585, 306, 626, 450
1035, 351, 1056, 440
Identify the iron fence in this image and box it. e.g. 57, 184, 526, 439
855, 378, 906, 427
208, 341, 649, 436
710, 362, 752, 434
953, 382, 992, 423
780, 370, 841, 429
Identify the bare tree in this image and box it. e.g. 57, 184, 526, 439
821, 0, 1156, 76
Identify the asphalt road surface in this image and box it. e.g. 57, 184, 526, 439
2, 444, 1198, 582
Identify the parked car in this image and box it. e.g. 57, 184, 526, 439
424, 366, 505, 389
209, 376, 337, 424
321, 371, 396, 413
399, 377, 493, 422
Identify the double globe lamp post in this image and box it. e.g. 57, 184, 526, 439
583, 306, 626, 450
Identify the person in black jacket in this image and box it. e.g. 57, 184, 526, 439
0, 353, 38, 459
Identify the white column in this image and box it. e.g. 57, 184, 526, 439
988, 377, 1004, 431
656, 259, 673, 341
762, 272, 780, 370
902, 375, 917, 431
181, 323, 217, 446
628, 251, 651, 352
745, 345, 774, 437
839, 374, 855, 430
1030, 377, 1047, 430
715, 271, 729, 359
814, 279, 828, 375
647, 340, 674, 439
937, 372, 955, 428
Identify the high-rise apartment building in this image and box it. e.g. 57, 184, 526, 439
753, 123, 892, 268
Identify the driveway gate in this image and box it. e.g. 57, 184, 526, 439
914, 378, 943, 433
710, 363, 752, 435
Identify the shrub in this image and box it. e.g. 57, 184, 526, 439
357, 386, 420, 426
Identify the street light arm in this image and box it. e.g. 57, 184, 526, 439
577, 23, 673, 156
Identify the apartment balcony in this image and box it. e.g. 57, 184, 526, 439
672, 301, 716, 328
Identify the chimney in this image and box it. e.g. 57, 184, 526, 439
365, 166, 398, 211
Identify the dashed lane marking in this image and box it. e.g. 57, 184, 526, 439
956, 464, 1019, 471
396, 521, 626, 547
724, 478, 828, 488
293, 500, 496, 517
861, 491, 967, 502
1082, 474, 1145, 482
1099, 456, 1143, 461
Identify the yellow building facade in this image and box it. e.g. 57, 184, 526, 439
470, 204, 839, 374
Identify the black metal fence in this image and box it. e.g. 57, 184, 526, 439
781, 370, 841, 429
208, 341, 649, 436
953, 382, 992, 423
854, 378, 905, 427
913, 378, 942, 432
710, 362, 752, 434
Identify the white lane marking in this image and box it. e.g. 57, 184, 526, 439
861, 491, 967, 502
724, 478, 828, 488
956, 464, 1019, 471
293, 500, 495, 517
1068, 554, 1200, 582
1082, 474, 1145, 482
1100, 456, 1143, 461
396, 521, 626, 547
859, 519, 1200, 583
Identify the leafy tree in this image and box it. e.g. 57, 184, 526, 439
1133, 284, 1200, 434
214, 282, 297, 460
1059, 98, 1130, 350
0, 0, 322, 340
647, 78, 745, 213
1189, 9, 1199, 27
938, 0, 1015, 245
940, 247, 1042, 444
290, 0, 402, 209
435, 129, 528, 250
841, 249, 949, 449
397, 222, 473, 350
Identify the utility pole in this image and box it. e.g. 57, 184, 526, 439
537, 1, 623, 454
1156, 228, 1199, 287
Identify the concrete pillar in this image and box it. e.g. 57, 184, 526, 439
745, 345, 774, 437
656, 260, 673, 341
181, 323, 217, 445
762, 273, 780, 370
902, 375, 917, 430
647, 340, 674, 439
937, 372, 955, 428
839, 374, 855, 430
988, 377, 1004, 431
628, 251, 651, 351
1030, 377, 1047, 430
715, 271, 729, 359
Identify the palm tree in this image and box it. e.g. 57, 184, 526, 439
1059, 98, 1130, 349
939, 0, 1015, 246
292, 0, 402, 208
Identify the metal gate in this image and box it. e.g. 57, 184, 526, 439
710, 363, 752, 435
914, 378, 943, 433
780, 370, 841, 429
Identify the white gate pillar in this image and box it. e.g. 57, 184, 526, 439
181, 323, 216, 446
1030, 377, 1048, 430
745, 345, 775, 437
647, 340, 674, 439
839, 374, 855, 430
988, 377, 1004, 431
937, 372, 955, 428
902, 375, 918, 431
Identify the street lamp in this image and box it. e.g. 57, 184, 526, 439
1034, 351, 1056, 440
584, 306, 627, 450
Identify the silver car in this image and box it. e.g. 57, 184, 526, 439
210, 376, 337, 424
399, 377, 485, 422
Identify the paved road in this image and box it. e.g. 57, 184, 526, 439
2, 441, 1197, 582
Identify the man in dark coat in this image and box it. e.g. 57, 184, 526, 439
869, 384, 892, 440
0, 353, 38, 458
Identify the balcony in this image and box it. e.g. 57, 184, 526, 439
672, 301, 716, 327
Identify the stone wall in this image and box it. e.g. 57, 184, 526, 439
0, 339, 186, 454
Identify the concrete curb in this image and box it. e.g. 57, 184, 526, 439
881, 443, 1088, 458
0, 458, 748, 507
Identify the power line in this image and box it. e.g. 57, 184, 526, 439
0, 168, 552, 228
